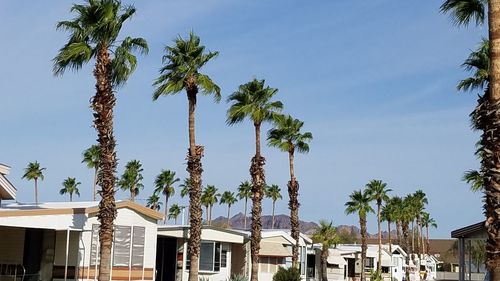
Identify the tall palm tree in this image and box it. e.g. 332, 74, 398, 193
153, 32, 220, 281
265, 184, 282, 229
118, 160, 144, 202
366, 179, 392, 273
201, 185, 220, 226
412, 190, 428, 257
54, 1, 148, 279
154, 170, 180, 223
237, 180, 252, 229
59, 177, 81, 202
220, 191, 238, 227
441, 2, 500, 274
180, 178, 191, 199
267, 114, 312, 266
146, 194, 162, 211
169, 204, 182, 224
421, 212, 438, 255
311, 220, 340, 281
401, 194, 417, 280
390, 196, 404, 247
381, 200, 394, 253
22, 161, 46, 204
227, 78, 283, 280
82, 144, 100, 201
345, 189, 374, 281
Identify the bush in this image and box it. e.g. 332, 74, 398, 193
273, 267, 301, 281
228, 274, 249, 281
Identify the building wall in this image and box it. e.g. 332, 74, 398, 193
0, 226, 25, 264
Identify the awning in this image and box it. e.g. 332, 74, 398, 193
327, 255, 347, 266
259, 242, 292, 257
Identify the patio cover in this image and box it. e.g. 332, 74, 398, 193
327, 255, 347, 266
259, 242, 292, 257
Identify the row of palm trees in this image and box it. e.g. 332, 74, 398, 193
439, 0, 500, 276
344, 180, 437, 281
49, 1, 312, 280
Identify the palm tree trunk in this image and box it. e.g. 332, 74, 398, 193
388, 220, 392, 253
426, 225, 430, 255
288, 149, 300, 268
272, 201, 276, 229
130, 184, 136, 202
411, 220, 415, 254
402, 222, 410, 281
164, 195, 169, 224
244, 198, 248, 229
209, 205, 213, 226
377, 201, 382, 273
175, 216, 178, 225
34, 178, 38, 204
186, 84, 203, 281
419, 219, 424, 256
70, 193, 73, 202
93, 45, 118, 281
415, 216, 421, 257
93, 167, 98, 201
396, 220, 402, 247
321, 247, 328, 281
227, 205, 231, 227
205, 206, 209, 224
360, 215, 367, 281
250, 122, 266, 281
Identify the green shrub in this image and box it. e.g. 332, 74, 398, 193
272, 267, 301, 281
228, 274, 249, 281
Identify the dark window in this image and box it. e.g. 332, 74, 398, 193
187, 241, 222, 272
221, 250, 227, 268
382, 266, 390, 273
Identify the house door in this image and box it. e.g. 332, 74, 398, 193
155, 237, 177, 281
347, 258, 356, 278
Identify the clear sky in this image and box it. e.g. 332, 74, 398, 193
0, 0, 487, 238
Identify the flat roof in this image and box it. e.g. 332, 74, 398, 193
451, 221, 486, 239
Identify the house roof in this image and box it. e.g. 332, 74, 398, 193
0, 200, 163, 220
157, 225, 247, 244
259, 242, 292, 257
451, 221, 486, 239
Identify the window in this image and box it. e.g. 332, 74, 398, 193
393, 257, 399, 267
364, 258, 374, 269
221, 250, 227, 268
300, 246, 306, 275
90, 224, 100, 266
382, 266, 390, 273
113, 226, 131, 266
131, 226, 145, 267
260, 257, 285, 274
186, 241, 222, 272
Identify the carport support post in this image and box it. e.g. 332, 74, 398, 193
468, 240, 472, 281
459, 238, 465, 281
65, 229, 70, 281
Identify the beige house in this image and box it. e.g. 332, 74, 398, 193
0, 201, 163, 281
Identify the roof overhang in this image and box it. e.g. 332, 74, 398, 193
451, 221, 486, 239
0, 164, 16, 200
157, 225, 247, 244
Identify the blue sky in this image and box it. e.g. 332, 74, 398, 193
0, 0, 486, 238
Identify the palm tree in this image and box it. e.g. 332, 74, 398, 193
153, 32, 220, 281
54, 1, 148, 279
311, 220, 340, 281
366, 179, 392, 273
82, 145, 100, 201
462, 169, 484, 192
154, 170, 180, 223
59, 177, 81, 202
265, 184, 282, 229
201, 185, 220, 226
118, 160, 144, 202
421, 212, 438, 255
146, 194, 162, 211
237, 180, 252, 229
345, 189, 374, 281
267, 114, 312, 266
227, 78, 283, 280
180, 178, 191, 199
412, 190, 428, 257
220, 191, 238, 227
440, 2, 500, 274
22, 161, 46, 204
390, 196, 404, 247
169, 204, 182, 224
381, 200, 394, 253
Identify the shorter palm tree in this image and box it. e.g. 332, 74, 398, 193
265, 184, 282, 229
312, 220, 340, 281
180, 178, 191, 199
154, 170, 180, 223
169, 204, 182, 224
22, 161, 46, 204
59, 177, 81, 202
237, 180, 252, 229
201, 185, 220, 225
220, 191, 238, 227
345, 189, 374, 281
146, 194, 162, 211
118, 160, 144, 202
421, 212, 438, 255
82, 145, 100, 201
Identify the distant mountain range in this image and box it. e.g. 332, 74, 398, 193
212, 212, 395, 237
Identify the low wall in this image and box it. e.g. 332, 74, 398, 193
436, 271, 485, 281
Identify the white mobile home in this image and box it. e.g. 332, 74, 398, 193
0, 201, 162, 281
